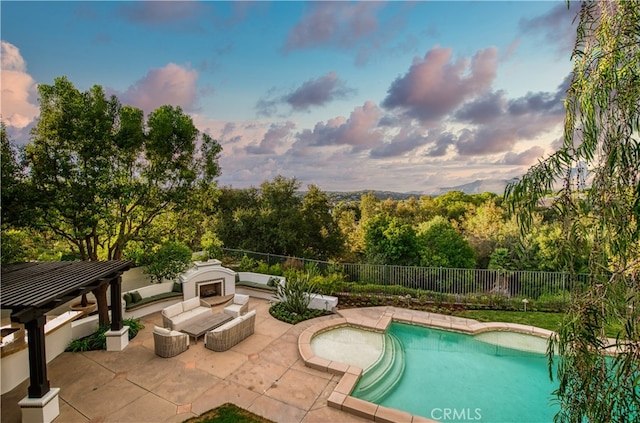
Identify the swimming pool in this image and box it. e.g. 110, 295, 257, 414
308, 318, 559, 422
354, 322, 559, 422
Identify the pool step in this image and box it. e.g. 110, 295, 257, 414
352, 332, 405, 403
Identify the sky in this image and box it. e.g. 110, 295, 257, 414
1, 1, 580, 193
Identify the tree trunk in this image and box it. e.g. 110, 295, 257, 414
93, 284, 110, 326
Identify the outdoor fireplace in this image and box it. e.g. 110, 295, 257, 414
179, 259, 236, 301
198, 279, 224, 298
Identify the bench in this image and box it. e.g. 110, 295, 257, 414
122, 282, 183, 319
235, 272, 285, 301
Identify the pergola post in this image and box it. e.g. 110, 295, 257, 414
25, 315, 49, 398
105, 274, 129, 351
18, 314, 60, 423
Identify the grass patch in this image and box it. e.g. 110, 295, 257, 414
182, 403, 274, 423
453, 310, 622, 338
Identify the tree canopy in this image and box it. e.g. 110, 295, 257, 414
17, 76, 221, 324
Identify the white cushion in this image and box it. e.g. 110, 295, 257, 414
234, 294, 250, 305
163, 303, 183, 318
182, 297, 201, 311
154, 326, 171, 335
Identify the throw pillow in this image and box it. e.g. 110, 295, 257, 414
131, 291, 142, 303
123, 293, 132, 306
172, 282, 182, 293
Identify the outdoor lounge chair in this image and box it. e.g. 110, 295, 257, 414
223, 293, 250, 317
153, 326, 189, 357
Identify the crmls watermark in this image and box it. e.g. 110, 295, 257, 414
430, 408, 482, 421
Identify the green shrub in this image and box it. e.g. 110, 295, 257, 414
144, 241, 192, 283
255, 261, 271, 274
192, 251, 209, 262
269, 302, 330, 324
238, 254, 257, 271
66, 319, 144, 352
275, 272, 316, 315
268, 263, 283, 276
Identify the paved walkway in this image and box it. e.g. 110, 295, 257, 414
1, 298, 370, 423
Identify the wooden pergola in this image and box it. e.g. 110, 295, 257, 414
1, 260, 132, 401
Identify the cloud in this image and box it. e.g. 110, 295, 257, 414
519, 2, 579, 56
256, 72, 355, 117
369, 126, 429, 158
291, 101, 383, 155
284, 2, 381, 51
119, 63, 199, 113
0, 41, 39, 131
245, 121, 295, 155
382, 47, 498, 123
455, 90, 507, 124
285, 72, 354, 111
499, 146, 546, 165
116, 1, 209, 29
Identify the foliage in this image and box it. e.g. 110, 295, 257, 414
200, 231, 224, 260
268, 301, 331, 325
181, 402, 274, 423
505, 1, 640, 420
238, 254, 257, 271
15, 76, 221, 326
274, 272, 316, 315
213, 176, 343, 259
364, 214, 420, 265
66, 319, 144, 352
144, 241, 192, 283
417, 216, 476, 268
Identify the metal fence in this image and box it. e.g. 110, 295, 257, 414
221, 248, 590, 300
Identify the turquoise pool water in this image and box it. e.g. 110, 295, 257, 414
353, 322, 559, 422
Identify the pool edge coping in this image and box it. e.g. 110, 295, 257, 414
298, 308, 557, 423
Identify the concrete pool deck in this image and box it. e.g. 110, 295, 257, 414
2, 298, 374, 423
1, 300, 554, 423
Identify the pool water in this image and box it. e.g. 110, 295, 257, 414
354, 322, 559, 422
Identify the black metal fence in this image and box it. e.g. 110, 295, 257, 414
222, 248, 590, 300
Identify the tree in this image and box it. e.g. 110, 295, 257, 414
416, 216, 476, 269
506, 1, 640, 420
22, 77, 221, 325
144, 241, 192, 283
364, 214, 420, 265
300, 185, 343, 259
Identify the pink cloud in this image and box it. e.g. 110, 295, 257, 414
382, 46, 498, 123
246, 121, 296, 155
120, 63, 199, 113
284, 2, 381, 51
499, 146, 546, 166
1, 41, 39, 131
291, 101, 383, 155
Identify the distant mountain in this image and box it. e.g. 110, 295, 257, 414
431, 178, 518, 196
301, 179, 518, 202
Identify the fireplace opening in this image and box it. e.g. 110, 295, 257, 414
198, 280, 223, 298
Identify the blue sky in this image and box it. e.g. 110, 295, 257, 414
1, 1, 579, 193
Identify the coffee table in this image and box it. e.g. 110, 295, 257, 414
180, 313, 233, 344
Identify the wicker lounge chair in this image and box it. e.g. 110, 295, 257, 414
223, 294, 250, 318
205, 309, 256, 352
153, 326, 189, 357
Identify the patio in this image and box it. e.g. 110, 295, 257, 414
1, 297, 370, 423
